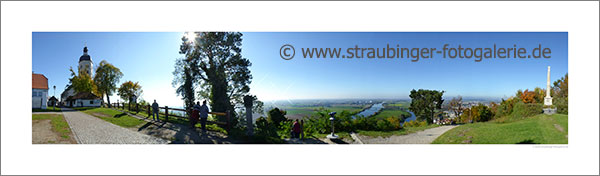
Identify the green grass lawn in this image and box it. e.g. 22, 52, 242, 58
357, 125, 440, 138
32, 107, 62, 112
82, 108, 146, 128
432, 114, 568, 144
32, 114, 72, 139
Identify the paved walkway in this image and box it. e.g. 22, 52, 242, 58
61, 108, 168, 144
360, 125, 459, 144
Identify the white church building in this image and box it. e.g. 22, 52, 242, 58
61, 46, 102, 107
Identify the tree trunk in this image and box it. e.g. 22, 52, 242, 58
106, 94, 112, 108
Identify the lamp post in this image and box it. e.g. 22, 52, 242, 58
53, 85, 56, 110
326, 112, 338, 139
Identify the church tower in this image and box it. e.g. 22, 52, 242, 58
78, 46, 93, 77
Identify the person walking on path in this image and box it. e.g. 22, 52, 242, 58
199, 100, 210, 132
291, 119, 301, 138
190, 101, 201, 129
151, 100, 160, 121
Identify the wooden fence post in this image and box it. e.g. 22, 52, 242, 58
165, 106, 169, 122
147, 105, 151, 117
136, 103, 139, 113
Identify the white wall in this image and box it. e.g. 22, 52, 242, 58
73, 99, 102, 107
32, 89, 47, 109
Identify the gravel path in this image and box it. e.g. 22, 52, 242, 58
360, 125, 459, 144
61, 108, 168, 144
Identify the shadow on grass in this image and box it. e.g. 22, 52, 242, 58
516, 139, 538, 144
114, 113, 127, 118
330, 138, 349, 144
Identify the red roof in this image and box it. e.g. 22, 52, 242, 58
32, 73, 48, 89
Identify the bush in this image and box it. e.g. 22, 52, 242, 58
495, 97, 520, 118
386, 117, 402, 130
303, 108, 406, 134
267, 108, 287, 128
512, 102, 542, 118
352, 116, 375, 131
376, 119, 393, 131
555, 97, 568, 114
255, 117, 278, 137
403, 120, 427, 128
277, 120, 294, 138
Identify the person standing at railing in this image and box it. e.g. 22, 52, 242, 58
199, 100, 210, 132
191, 101, 201, 129
152, 100, 160, 121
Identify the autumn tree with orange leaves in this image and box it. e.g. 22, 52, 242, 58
520, 89, 537, 104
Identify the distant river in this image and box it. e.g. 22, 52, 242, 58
352, 102, 417, 124
402, 111, 417, 125
353, 103, 385, 118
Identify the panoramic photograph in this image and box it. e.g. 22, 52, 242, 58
31, 32, 568, 144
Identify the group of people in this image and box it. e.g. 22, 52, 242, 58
290, 119, 304, 139
190, 100, 210, 132
150, 99, 210, 132
150, 99, 306, 138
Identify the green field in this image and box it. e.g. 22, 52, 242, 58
32, 113, 72, 139
432, 114, 568, 144
370, 103, 411, 120
82, 108, 146, 128
282, 104, 368, 119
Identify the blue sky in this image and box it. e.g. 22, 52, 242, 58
32, 32, 568, 107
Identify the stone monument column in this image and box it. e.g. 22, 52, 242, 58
243, 95, 254, 136
543, 66, 557, 114
544, 66, 553, 106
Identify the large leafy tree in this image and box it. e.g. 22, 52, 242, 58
409, 89, 445, 124
174, 32, 252, 124
172, 37, 198, 110
67, 67, 97, 94
94, 60, 123, 107
553, 73, 568, 98
552, 73, 568, 114
117, 81, 143, 104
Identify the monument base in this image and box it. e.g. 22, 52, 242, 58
326, 133, 339, 139
543, 108, 557, 115
544, 97, 553, 106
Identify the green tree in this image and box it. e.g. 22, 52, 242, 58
117, 81, 142, 104
553, 73, 568, 98
267, 108, 287, 128
553, 73, 568, 114
408, 89, 445, 124
470, 104, 494, 122
172, 56, 197, 110
174, 32, 253, 125
67, 67, 97, 94
94, 60, 123, 108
